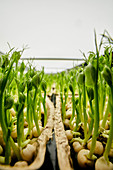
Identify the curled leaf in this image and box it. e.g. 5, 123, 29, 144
85, 63, 96, 87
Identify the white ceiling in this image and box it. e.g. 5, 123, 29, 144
0, 0, 113, 73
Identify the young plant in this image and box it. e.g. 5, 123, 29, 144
85, 30, 99, 160
41, 80, 47, 127
69, 83, 75, 122
77, 71, 87, 141
102, 66, 113, 163
26, 76, 33, 137
84, 87, 94, 143
0, 50, 23, 164
19, 61, 25, 80
0, 50, 21, 138
31, 73, 41, 135
59, 72, 65, 121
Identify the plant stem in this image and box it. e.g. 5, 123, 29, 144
102, 94, 110, 129
84, 100, 94, 144
83, 83, 87, 140
38, 90, 42, 121
5, 128, 11, 164
88, 30, 99, 159
64, 90, 68, 120
78, 86, 83, 122
17, 104, 24, 147
10, 137, 21, 160
73, 106, 80, 132
103, 85, 113, 162
27, 89, 31, 135
33, 88, 40, 135
2, 57, 16, 92
99, 73, 106, 120
43, 90, 47, 127
0, 93, 7, 141
60, 90, 65, 121
88, 82, 99, 159
70, 91, 75, 123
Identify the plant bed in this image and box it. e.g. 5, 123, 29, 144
54, 96, 73, 170
56, 92, 113, 169
54, 31, 113, 170
0, 49, 54, 169
0, 97, 54, 170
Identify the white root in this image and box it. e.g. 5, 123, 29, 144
65, 104, 70, 111
77, 149, 95, 168
11, 125, 17, 139
9, 108, 16, 116
24, 120, 28, 127
14, 161, 28, 167
65, 130, 73, 140
24, 128, 33, 139
87, 140, 104, 156
73, 141, 84, 153
11, 148, 16, 159
13, 95, 18, 103
95, 156, 113, 170
71, 117, 76, 124
11, 143, 18, 159
99, 119, 109, 130
65, 109, 72, 119
32, 126, 43, 137
38, 120, 42, 127
0, 128, 5, 147
69, 123, 76, 131
23, 116, 28, 127
41, 103, 44, 114
64, 119, 70, 128
23, 107, 27, 115
109, 148, 113, 157
21, 144, 36, 162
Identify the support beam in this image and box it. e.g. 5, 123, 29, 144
21, 57, 84, 61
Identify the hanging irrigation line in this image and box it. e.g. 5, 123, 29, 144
20, 57, 85, 74
20, 57, 85, 61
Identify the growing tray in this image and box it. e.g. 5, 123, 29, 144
54, 97, 73, 170
0, 97, 54, 170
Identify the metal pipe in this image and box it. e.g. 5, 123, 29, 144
20, 57, 84, 61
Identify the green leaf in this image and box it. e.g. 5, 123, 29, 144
85, 63, 96, 87
87, 88, 94, 101
102, 66, 112, 87
32, 73, 41, 88
41, 80, 47, 92
19, 81, 25, 93
69, 84, 73, 93
77, 72, 85, 86
4, 95, 14, 110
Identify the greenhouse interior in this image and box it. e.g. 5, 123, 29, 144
0, 0, 113, 170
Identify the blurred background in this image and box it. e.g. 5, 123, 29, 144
0, 0, 113, 73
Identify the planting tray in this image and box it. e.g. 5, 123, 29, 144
0, 97, 54, 170
54, 96, 96, 170
54, 97, 73, 170
39, 132, 59, 170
